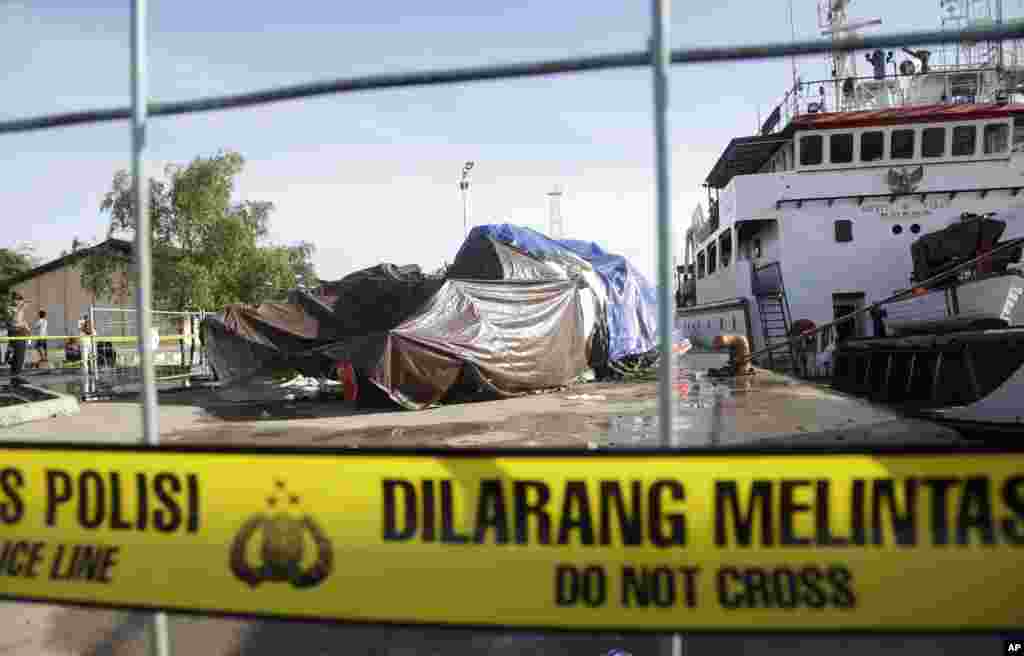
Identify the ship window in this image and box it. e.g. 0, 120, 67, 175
1014, 117, 1024, 152
799, 134, 823, 165
910, 223, 921, 234
984, 123, 1009, 154
861, 131, 884, 162
891, 129, 915, 159
922, 127, 946, 158
753, 238, 762, 259
892, 224, 903, 235
835, 219, 853, 243
830, 133, 854, 163
719, 231, 732, 268
697, 251, 706, 279
731, 317, 737, 330
707, 242, 718, 275
952, 125, 977, 156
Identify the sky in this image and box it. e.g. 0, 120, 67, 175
0, 0, 1003, 284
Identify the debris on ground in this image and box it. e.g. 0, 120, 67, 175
565, 394, 607, 401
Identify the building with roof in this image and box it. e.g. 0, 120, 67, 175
2, 239, 134, 339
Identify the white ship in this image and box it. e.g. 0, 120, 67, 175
677, 0, 1024, 430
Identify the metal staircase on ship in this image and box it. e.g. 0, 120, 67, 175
752, 262, 799, 372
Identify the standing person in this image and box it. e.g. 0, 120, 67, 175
192, 314, 202, 367
33, 310, 49, 369
7, 293, 30, 385
176, 315, 191, 369
0, 323, 7, 369
79, 315, 96, 399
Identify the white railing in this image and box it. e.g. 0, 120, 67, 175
763, 64, 1013, 134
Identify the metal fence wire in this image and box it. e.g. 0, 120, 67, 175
84, 307, 211, 398
3, 1, 1024, 654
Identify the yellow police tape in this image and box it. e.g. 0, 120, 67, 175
0, 445, 1021, 631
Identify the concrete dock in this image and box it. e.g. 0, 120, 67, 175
0, 353, 1002, 655
0, 354, 970, 448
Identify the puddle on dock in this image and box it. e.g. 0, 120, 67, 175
167, 354, 761, 448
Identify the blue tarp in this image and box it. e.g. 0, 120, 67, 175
556, 239, 658, 362
468, 225, 658, 362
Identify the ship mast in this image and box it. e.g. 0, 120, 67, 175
818, 0, 882, 112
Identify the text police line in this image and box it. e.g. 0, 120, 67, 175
1, 468, 200, 533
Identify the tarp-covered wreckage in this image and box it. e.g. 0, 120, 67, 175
202, 264, 444, 385
202, 225, 658, 409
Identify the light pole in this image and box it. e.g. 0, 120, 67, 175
459, 161, 474, 238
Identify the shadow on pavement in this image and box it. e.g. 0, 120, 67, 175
24, 590, 1011, 656
231, 622, 662, 656
231, 623, 1005, 656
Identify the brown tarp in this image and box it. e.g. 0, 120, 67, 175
202, 263, 444, 383
204, 303, 327, 383
222, 303, 321, 343
321, 279, 588, 410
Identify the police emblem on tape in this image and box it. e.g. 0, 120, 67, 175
229, 480, 333, 589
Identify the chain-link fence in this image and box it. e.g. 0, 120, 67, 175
3, 1, 1024, 653
1, 307, 212, 399
81, 307, 213, 398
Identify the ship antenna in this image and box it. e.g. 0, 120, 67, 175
788, 0, 798, 91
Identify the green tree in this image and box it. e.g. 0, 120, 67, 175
0, 245, 34, 282
288, 241, 317, 289
83, 150, 316, 310
0, 245, 37, 323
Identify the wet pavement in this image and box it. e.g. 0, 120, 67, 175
168, 354, 967, 449
0, 353, 998, 654
1, 355, 968, 448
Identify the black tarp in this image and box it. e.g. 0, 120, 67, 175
299, 264, 445, 336
911, 214, 1007, 281
202, 263, 443, 383
448, 233, 571, 281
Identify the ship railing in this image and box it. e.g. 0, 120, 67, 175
763, 66, 1006, 135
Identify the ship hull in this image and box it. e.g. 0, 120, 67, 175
831, 326, 1024, 429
